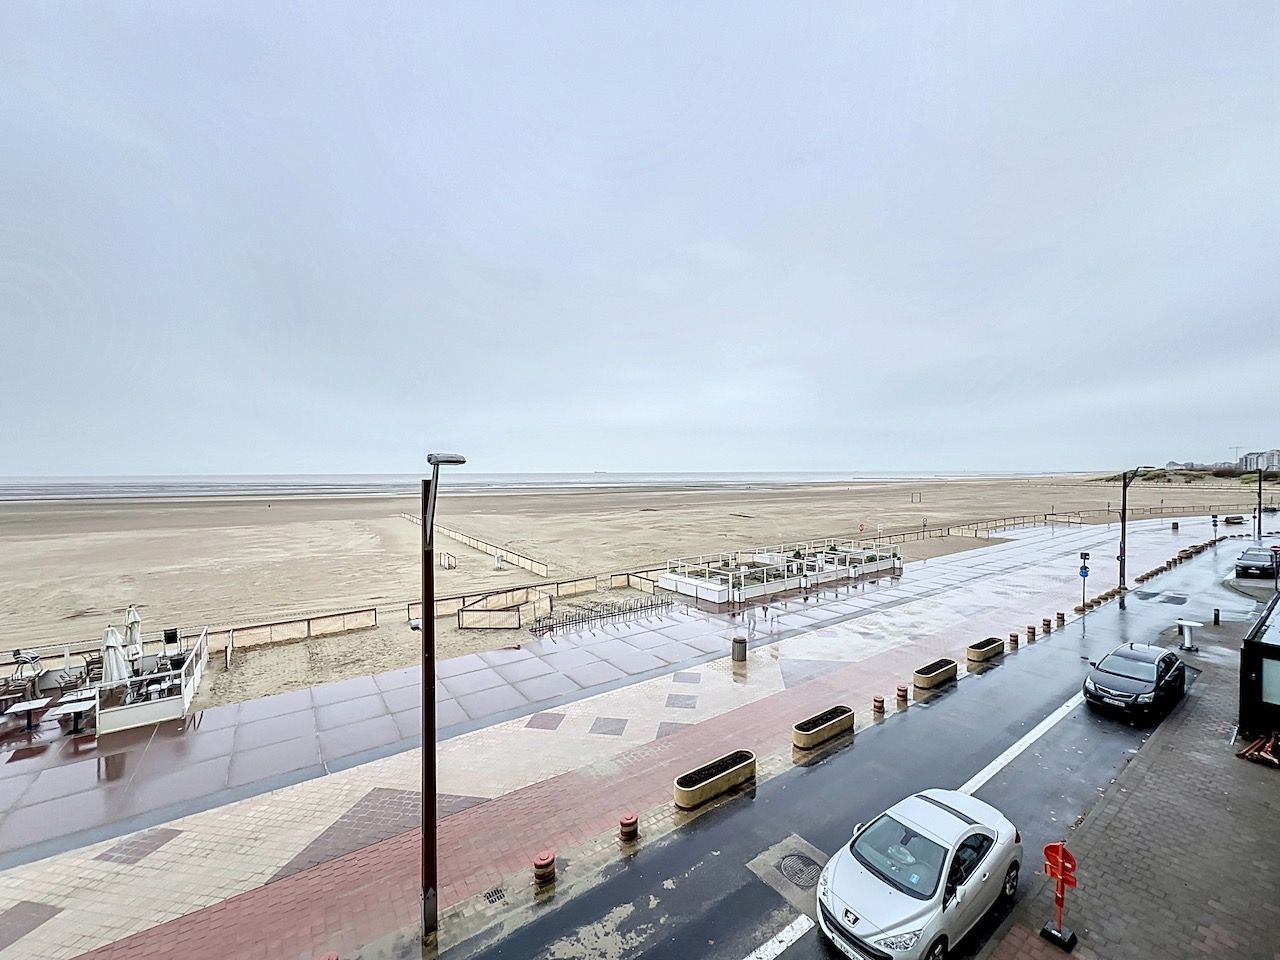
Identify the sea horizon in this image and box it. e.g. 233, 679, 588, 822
0, 470, 1094, 502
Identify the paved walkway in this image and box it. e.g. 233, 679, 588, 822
0, 520, 1138, 865
980, 616, 1280, 960
0, 518, 1246, 959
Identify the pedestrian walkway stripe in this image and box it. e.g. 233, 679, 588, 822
959, 692, 1085, 795
742, 914, 814, 960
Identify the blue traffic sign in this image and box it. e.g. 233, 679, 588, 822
1079, 566, 1090, 578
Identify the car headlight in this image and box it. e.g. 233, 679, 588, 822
875, 930, 923, 951
818, 865, 831, 901
1137, 692, 1155, 704
1084, 677, 1097, 693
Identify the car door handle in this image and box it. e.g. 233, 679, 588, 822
980, 872, 989, 882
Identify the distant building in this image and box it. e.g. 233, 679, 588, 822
1240, 451, 1266, 470
1267, 450, 1280, 470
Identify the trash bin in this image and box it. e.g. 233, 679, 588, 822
732, 636, 748, 662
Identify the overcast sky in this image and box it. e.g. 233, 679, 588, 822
1, 2, 1277, 476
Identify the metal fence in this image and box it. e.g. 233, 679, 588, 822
399, 514, 549, 576
529, 594, 675, 636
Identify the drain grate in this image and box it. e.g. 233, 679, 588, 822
778, 853, 821, 888
483, 887, 506, 905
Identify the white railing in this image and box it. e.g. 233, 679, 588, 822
181, 627, 209, 712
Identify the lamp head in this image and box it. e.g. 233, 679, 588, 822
427, 453, 467, 466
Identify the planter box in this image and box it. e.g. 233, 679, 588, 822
674, 749, 756, 809
966, 636, 1005, 663
792, 705, 855, 749
913, 657, 958, 689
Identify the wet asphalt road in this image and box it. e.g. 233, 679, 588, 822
448, 539, 1259, 960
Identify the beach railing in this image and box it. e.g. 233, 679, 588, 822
217, 606, 378, 659
398, 514, 550, 577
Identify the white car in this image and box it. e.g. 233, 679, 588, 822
817, 789, 1022, 960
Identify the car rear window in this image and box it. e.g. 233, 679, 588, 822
1099, 653, 1157, 681
851, 814, 947, 901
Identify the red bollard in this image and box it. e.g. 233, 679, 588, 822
619, 812, 639, 842
533, 850, 556, 886
872, 695, 885, 715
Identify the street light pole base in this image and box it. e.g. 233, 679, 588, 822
1040, 922, 1078, 952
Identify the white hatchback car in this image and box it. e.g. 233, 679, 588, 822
817, 789, 1022, 960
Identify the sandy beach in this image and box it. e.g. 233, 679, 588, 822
0, 474, 1267, 708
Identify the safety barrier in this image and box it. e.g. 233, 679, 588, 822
408, 574, 602, 622
218, 606, 378, 660
399, 514, 549, 576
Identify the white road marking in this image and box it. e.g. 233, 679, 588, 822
742, 914, 815, 960
748, 690, 1085, 958
959, 691, 1086, 795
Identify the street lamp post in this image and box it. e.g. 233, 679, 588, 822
1258, 467, 1265, 541
1118, 466, 1155, 610
416, 452, 465, 945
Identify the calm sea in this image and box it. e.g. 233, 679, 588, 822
0, 471, 1061, 502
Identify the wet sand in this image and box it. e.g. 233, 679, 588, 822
0, 475, 1258, 707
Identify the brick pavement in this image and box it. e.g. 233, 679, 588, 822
61, 594, 1102, 960
982, 632, 1280, 960
0, 520, 1222, 959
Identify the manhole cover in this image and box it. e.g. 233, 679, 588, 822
778, 853, 821, 888
483, 887, 506, 905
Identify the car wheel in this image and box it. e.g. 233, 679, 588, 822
925, 937, 948, 960
1001, 862, 1019, 901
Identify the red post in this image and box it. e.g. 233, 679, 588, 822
1041, 842, 1078, 951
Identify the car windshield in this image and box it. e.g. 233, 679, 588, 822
850, 814, 947, 901
1098, 652, 1156, 681
1241, 550, 1271, 561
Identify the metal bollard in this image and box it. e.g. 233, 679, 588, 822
873, 695, 885, 715
1042, 618, 1052, 633
1027, 624, 1036, 640
1214, 608, 1221, 626
619, 812, 639, 843
1057, 612, 1066, 625
1009, 632, 1019, 649
533, 850, 556, 886
896, 684, 909, 705
732, 636, 747, 662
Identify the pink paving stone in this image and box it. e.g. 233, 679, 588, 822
66, 573, 1102, 960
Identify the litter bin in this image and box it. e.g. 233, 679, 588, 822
732, 636, 748, 662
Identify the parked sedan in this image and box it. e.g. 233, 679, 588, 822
818, 789, 1022, 960
1235, 547, 1278, 578
1083, 643, 1185, 719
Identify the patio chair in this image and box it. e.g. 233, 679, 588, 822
11, 649, 41, 679
1, 675, 33, 715
81, 652, 103, 685
162, 628, 182, 657
34, 670, 69, 697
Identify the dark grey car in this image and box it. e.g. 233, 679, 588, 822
1083, 643, 1185, 719
1235, 547, 1278, 578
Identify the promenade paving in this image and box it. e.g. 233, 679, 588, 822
0, 518, 1246, 959
980, 618, 1280, 960
0, 520, 1125, 865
